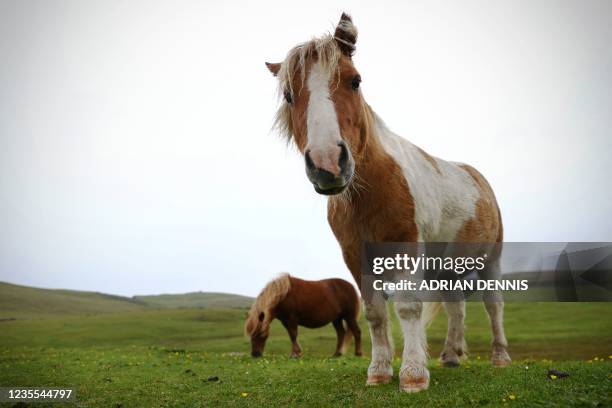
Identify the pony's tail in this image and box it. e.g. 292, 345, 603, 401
422, 301, 443, 328
353, 287, 361, 321
341, 286, 361, 351
244, 273, 292, 337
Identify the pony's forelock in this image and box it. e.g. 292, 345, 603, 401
273, 35, 343, 142
244, 273, 292, 337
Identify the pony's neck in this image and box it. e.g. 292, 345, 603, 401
328, 103, 418, 242
334, 106, 401, 211
355, 106, 393, 187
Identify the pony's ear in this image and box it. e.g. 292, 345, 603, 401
265, 62, 281, 77
258, 311, 265, 322
334, 12, 358, 57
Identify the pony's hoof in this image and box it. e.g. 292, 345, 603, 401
367, 362, 393, 385
399, 366, 429, 393
440, 352, 461, 368
331, 352, 342, 358
366, 374, 392, 385
441, 359, 460, 368
289, 352, 301, 359
399, 375, 429, 393
355, 351, 363, 357
492, 348, 511, 367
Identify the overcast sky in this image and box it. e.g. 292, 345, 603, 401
1, 0, 611, 297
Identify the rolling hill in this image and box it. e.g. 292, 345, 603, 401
0, 281, 253, 319
133, 291, 254, 309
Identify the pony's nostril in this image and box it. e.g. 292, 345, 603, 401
338, 142, 349, 169
305, 150, 316, 171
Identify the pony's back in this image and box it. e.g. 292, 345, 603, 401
284, 276, 361, 323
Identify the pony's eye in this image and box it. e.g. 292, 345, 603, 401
284, 90, 293, 104
351, 75, 361, 90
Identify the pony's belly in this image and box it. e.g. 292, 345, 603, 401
420, 217, 467, 242
296, 308, 341, 329
298, 320, 331, 329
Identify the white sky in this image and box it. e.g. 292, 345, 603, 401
1, 0, 611, 297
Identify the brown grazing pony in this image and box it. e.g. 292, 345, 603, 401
245, 273, 362, 358
265, 13, 511, 393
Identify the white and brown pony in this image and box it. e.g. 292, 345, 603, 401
265, 13, 511, 393
245, 273, 362, 358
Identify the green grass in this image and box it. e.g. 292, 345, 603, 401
2, 349, 609, 407
1, 302, 611, 406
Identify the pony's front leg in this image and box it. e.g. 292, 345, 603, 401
364, 293, 393, 385
282, 320, 302, 358
395, 301, 429, 393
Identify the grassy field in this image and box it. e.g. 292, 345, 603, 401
0, 282, 147, 319
0, 282, 254, 319
1, 299, 611, 407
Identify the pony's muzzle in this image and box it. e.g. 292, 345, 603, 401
305, 141, 354, 195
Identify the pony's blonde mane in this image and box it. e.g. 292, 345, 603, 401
244, 273, 292, 336
274, 34, 343, 142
